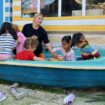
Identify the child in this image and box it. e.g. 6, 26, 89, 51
53, 35, 76, 61
72, 32, 100, 60
0, 22, 17, 60
16, 36, 44, 61
12, 24, 26, 53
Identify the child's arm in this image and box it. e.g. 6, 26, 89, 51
52, 47, 62, 57
52, 47, 61, 52
17, 32, 26, 44
33, 56, 44, 61
17, 36, 22, 44
56, 56, 64, 61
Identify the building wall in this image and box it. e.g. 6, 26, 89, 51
1, 0, 105, 45
4, 0, 12, 22
1, 0, 105, 32
12, 0, 105, 32
0, 0, 3, 26
0, 0, 12, 26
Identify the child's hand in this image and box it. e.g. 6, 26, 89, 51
52, 52, 57, 57
33, 56, 45, 61
54, 54, 59, 59
54, 55, 64, 61
57, 56, 64, 61
39, 53, 45, 59
38, 56, 46, 61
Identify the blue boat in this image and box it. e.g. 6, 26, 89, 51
0, 46, 105, 88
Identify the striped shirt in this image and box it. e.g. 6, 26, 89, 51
0, 33, 16, 54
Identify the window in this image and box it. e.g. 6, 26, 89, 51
62, 0, 82, 16
21, 0, 37, 18
21, 0, 105, 18
41, 0, 58, 17
86, 0, 105, 16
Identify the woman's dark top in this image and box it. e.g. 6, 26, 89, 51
22, 23, 49, 56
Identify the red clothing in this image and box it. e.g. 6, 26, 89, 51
16, 50, 35, 60
82, 52, 100, 60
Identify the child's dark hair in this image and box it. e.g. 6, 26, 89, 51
24, 36, 39, 49
72, 32, 85, 46
0, 22, 17, 40
62, 35, 71, 43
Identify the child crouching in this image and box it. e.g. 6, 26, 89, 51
72, 32, 100, 60
16, 36, 44, 61
53, 35, 76, 61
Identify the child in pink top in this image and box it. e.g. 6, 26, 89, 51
13, 24, 26, 53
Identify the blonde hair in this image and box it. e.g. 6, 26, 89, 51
12, 24, 20, 32
34, 13, 43, 18
24, 36, 39, 49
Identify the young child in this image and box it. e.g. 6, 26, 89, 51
0, 22, 17, 60
72, 32, 100, 60
12, 24, 26, 53
16, 36, 44, 61
53, 35, 76, 61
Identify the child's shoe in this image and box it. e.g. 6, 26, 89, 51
63, 93, 75, 105
10, 83, 19, 88
9, 88, 28, 100
14, 90, 28, 100
0, 92, 6, 102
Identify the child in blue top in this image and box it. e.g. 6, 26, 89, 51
72, 32, 100, 60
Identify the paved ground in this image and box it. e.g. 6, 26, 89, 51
48, 33, 105, 45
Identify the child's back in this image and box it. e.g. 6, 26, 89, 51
0, 22, 17, 60
12, 24, 26, 53
16, 32, 26, 53
0, 33, 16, 54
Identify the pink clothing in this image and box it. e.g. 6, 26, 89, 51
0, 54, 12, 60
16, 32, 26, 53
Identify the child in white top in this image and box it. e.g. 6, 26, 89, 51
53, 35, 76, 61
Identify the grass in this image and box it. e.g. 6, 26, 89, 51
85, 93, 105, 102
0, 80, 65, 94
1, 80, 105, 93
1, 80, 105, 105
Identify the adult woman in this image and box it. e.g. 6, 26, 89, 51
22, 13, 53, 57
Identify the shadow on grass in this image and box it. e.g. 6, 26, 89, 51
1, 80, 105, 98
85, 93, 105, 103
